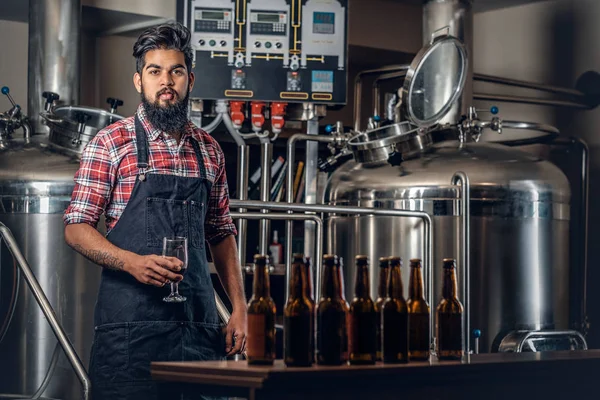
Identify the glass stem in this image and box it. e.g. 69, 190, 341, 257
174, 282, 179, 295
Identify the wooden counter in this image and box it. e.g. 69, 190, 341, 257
152, 350, 600, 400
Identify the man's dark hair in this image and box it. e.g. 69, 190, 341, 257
133, 22, 194, 74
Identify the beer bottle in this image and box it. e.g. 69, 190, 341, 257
407, 258, 430, 361
436, 258, 464, 360
316, 254, 349, 365
284, 253, 315, 366
304, 256, 316, 362
382, 256, 409, 363
247, 254, 277, 365
374, 256, 390, 361
348, 255, 377, 365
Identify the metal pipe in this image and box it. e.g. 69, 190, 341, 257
0, 222, 90, 400
304, 119, 320, 276
474, 93, 590, 109
236, 145, 249, 266
231, 199, 434, 340
451, 171, 470, 363
28, 0, 81, 134
259, 142, 272, 254
579, 138, 589, 336
423, 0, 473, 125
354, 65, 410, 131
373, 71, 408, 119
474, 73, 587, 98
232, 211, 323, 302
285, 134, 336, 302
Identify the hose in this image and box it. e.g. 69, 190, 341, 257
201, 113, 223, 134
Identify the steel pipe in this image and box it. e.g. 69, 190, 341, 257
451, 171, 471, 363
231, 199, 434, 349
285, 133, 335, 301
28, 0, 81, 134
259, 142, 272, 254
373, 71, 408, 119
0, 222, 90, 400
474, 73, 587, 98
474, 93, 590, 110
236, 145, 249, 266
231, 211, 323, 302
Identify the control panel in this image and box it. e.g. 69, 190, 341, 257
180, 0, 348, 104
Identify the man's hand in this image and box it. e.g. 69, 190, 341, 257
225, 308, 247, 356
124, 254, 183, 287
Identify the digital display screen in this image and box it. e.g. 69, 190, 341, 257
202, 11, 225, 20
313, 12, 335, 34
257, 13, 280, 23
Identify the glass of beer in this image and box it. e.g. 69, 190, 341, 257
162, 237, 188, 303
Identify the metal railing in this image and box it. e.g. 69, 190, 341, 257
0, 222, 90, 400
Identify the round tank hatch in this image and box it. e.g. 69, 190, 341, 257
402, 30, 468, 129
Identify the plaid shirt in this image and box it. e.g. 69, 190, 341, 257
63, 104, 237, 244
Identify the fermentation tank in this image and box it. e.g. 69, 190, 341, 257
324, 33, 581, 353
0, 88, 121, 399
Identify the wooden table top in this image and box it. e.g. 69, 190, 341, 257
151, 349, 600, 389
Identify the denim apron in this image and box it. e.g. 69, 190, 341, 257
89, 115, 225, 399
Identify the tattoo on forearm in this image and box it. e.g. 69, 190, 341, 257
72, 244, 125, 271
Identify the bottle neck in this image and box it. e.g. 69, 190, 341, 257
303, 262, 314, 300
253, 263, 270, 298
321, 263, 342, 300
442, 267, 458, 300
388, 264, 403, 299
409, 265, 424, 300
377, 267, 389, 298
354, 264, 370, 299
288, 262, 303, 299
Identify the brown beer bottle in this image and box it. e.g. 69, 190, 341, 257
348, 255, 377, 365
247, 254, 276, 365
436, 258, 464, 360
382, 256, 409, 363
284, 253, 315, 366
304, 256, 316, 362
316, 254, 349, 365
407, 258, 430, 361
374, 256, 390, 361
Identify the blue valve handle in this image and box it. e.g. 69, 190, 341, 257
325, 124, 333, 133
1, 86, 16, 107
472, 329, 482, 338
490, 106, 499, 115
373, 115, 381, 122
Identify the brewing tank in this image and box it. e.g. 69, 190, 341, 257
0, 136, 102, 399
324, 139, 571, 352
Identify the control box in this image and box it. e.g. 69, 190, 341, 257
179, 0, 348, 104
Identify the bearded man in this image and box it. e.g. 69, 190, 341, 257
63, 22, 247, 400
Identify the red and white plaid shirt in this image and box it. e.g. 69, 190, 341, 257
63, 104, 237, 244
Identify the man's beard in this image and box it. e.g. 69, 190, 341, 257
141, 85, 190, 133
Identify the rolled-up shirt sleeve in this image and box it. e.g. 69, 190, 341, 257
205, 147, 237, 245
63, 135, 115, 228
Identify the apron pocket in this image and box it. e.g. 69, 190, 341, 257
146, 197, 190, 248
186, 322, 227, 361
91, 323, 131, 385
190, 200, 205, 249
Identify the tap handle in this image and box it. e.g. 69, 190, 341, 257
42, 91, 60, 111
2, 86, 17, 107
106, 97, 124, 113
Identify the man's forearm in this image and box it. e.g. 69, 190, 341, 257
209, 235, 246, 310
65, 223, 131, 271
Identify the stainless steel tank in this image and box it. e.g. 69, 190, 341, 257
324, 32, 576, 353
325, 139, 571, 352
0, 90, 120, 398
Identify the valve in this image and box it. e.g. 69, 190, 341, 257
325, 124, 333, 134
270, 102, 287, 134
106, 97, 124, 114
42, 91, 60, 111
230, 101, 246, 129
1, 86, 16, 107
250, 101, 266, 132
73, 111, 91, 145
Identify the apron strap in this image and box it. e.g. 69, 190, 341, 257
134, 114, 150, 170
190, 138, 207, 178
